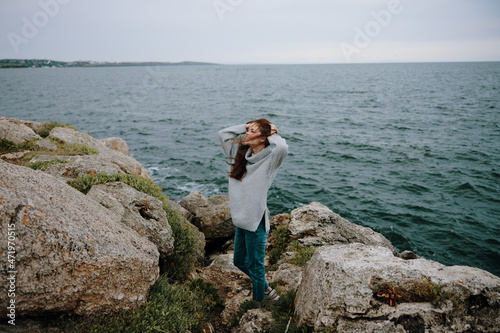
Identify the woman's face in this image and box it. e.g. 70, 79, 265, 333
244, 123, 265, 147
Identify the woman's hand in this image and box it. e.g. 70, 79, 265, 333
270, 124, 277, 135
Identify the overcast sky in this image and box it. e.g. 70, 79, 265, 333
1, 0, 499, 64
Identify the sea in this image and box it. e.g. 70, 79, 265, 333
1, 62, 499, 277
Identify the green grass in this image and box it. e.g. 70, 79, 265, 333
267, 227, 316, 270
75, 275, 223, 333
38, 140, 98, 156
0, 138, 37, 155
67, 173, 166, 198
1, 137, 97, 162
286, 241, 316, 267
185, 278, 224, 317
27, 157, 71, 171
63, 142, 98, 155
162, 204, 197, 281
268, 225, 291, 268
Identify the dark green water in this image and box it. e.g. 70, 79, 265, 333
1, 62, 499, 276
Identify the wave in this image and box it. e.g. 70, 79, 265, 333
402, 204, 434, 213
401, 182, 432, 194
334, 90, 368, 94
455, 150, 492, 162
451, 182, 484, 198
323, 150, 357, 160
334, 141, 383, 152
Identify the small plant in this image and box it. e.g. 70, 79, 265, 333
376, 285, 404, 308
0, 138, 37, 155
27, 158, 71, 171
49, 137, 65, 144
162, 204, 197, 281
288, 246, 316, 267
0, 139, 20, 154
372, 277, 459, 309
268, 291, 297, 333
185, 278, 224, 315
275, 240, 317, 268
409, 277, 457, 307
37, 121, 76, 138
62, 142, 98, 156
268, 225, 291, 266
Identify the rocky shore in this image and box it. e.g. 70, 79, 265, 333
1, 117, 499, 332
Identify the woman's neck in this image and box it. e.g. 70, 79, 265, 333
252, 143, 265, 155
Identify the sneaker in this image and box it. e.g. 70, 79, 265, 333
264, 288, 280, 301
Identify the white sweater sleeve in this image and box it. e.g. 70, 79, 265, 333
218, 124, 247, 159
267, 134, 288, 170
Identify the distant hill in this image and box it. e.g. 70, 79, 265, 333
0, 59, 218, 69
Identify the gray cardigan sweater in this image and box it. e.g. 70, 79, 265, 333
218, 124, 288, 232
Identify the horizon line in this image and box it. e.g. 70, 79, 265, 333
1, 58, 500, 66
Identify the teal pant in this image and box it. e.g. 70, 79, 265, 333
233, 216, 269, 301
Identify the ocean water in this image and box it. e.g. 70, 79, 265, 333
1, 62, 499, 277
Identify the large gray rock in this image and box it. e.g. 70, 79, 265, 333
0, 118, 41, 144
294, 243, 500, 332
209, 253, 239, 272
1, 117, 49, 134
179, 192, 234, 241
99, 137, 131, 156
288, 202, 396, 252
269, 213, 290, 230
266, 263, 304, 294
0, 160, 159, 317
48, 126, 104, 148
87, 182, 174, 259
47, 127, 150, 179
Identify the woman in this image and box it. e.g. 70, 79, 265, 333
218, 119, 288, 302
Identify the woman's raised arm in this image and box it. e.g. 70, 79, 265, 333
218, 124, 247, 159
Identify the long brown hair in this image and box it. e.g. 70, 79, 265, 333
229, 119, 272, 181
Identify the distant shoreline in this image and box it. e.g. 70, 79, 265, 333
0, 59, 218, 69
1, 59, 499, 69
